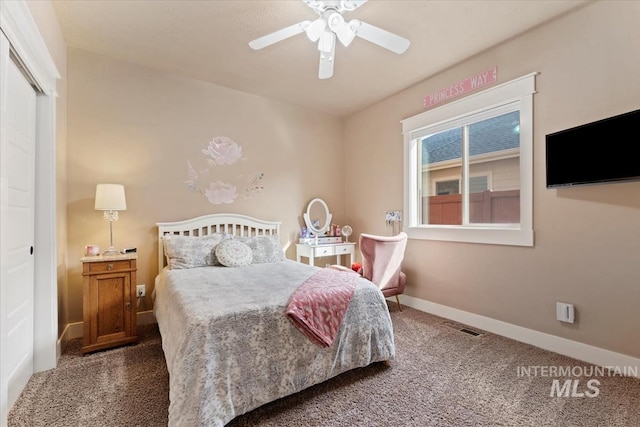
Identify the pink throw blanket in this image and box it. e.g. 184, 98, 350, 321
286, 268, 358, 347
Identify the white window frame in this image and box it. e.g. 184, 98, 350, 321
402, 73, 537, 247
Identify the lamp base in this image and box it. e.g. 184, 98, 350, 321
102, 247, 120, 256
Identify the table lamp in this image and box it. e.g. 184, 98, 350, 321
94, 183, 127, 256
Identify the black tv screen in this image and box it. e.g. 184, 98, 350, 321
545, 109, 640, 188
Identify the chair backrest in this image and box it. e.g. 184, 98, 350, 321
359, 232, 408, 291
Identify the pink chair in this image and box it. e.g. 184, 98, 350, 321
359, 232, 408, 311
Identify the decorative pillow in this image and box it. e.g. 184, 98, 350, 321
163, 234, 228, 269
215, 239, 253, 267
234, 235, 285, 264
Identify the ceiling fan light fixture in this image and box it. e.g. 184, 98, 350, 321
328, 12, 356, 47
248, 0, 409, 79
306, 18, 327, 42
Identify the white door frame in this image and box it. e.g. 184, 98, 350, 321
0, 0, 59, 424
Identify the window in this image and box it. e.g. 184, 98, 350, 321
402, 73, 536, 246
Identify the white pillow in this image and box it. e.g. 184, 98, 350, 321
234, 235, 284, 264
215, 239, 253, 267
163, 234, 227, 269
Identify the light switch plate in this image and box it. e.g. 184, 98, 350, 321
556, 302, 575, 323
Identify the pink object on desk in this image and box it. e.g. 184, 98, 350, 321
85, 245, 100, 256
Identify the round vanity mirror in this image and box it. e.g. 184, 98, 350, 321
303, 198, 332, 236
341, 225, 353, 242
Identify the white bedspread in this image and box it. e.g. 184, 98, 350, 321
154, 260, 395, 427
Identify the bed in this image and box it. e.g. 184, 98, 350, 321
154, 213, 396, 426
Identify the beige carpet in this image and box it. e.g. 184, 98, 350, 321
8, 307, 640, 426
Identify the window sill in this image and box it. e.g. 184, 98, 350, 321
406, 226, 533, 247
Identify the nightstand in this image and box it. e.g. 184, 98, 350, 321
81, 253, 138, 354
296, 242, 356, 267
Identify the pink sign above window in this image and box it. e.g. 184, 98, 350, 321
423, 66, 498, 109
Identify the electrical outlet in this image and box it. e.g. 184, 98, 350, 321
136, 284, 146, 298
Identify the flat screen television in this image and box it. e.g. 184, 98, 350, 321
545, 109, 640, 188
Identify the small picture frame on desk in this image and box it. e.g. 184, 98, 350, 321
84, 245, 100, 256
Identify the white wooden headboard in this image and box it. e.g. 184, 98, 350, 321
156, 213, 281, 274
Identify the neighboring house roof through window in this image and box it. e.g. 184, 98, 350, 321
422, 111, 520, 164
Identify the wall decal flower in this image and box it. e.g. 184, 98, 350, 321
201, 136, 243, 166
205, 181, 238, 204
185, 137, 266, 205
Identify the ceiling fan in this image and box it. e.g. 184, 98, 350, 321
248, 0, 411, 79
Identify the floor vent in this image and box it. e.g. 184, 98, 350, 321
459, 328, 481, 336
442, 321, 483, 336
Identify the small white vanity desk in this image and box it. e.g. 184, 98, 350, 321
296, 198, 355, 267
296, 239, 356, 267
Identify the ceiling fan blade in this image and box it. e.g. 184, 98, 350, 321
306, 18, 327, 42
318, 51, 335, 79
327, 13, 356, 47
349, 19, 410, 54
318, 31, 336, 79
248, 21, 311, 50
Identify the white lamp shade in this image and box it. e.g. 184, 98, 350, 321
94, 184, 127, 211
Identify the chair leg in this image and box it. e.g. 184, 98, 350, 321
395, 295, 403, 311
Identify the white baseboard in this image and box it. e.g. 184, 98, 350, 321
57, 310, 157, 354
398, 295, 640, 379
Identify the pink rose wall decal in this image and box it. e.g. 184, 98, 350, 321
185, 137, 265, 205
205, 181, 238, 204
201, 136, 243, 166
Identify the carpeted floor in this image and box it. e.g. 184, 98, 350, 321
8, 306, 640, 426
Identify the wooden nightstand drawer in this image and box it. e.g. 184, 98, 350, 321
86, 260, 132, 273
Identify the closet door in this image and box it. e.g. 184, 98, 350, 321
0, 33, 37, 414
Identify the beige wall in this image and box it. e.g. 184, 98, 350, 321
66, 49, 345, 322
25, 0, 68, 338
30, 0, 640, 360
345, 1, 640, 358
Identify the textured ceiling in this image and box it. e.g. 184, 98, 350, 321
52, 0, 589, 117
